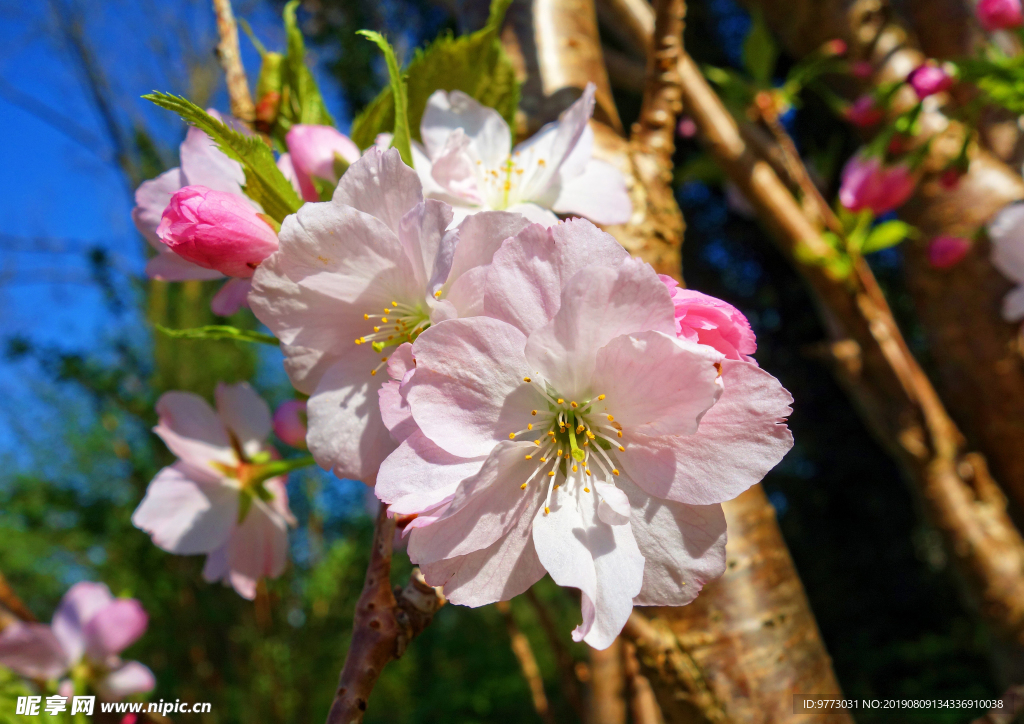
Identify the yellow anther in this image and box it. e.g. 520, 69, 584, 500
371, 370, 377, 376
584, 487, 591, 493
373, 326, 380, 332
547, 471, 555, 477
572, 465, 578, 473
587, 432, 596, 440
618, 445, 625, 452
534, 439, 541, 445
617, 431, 623, 438
597, 394, 605, 401
359, 337, 366, 344
583, 440, 589, 446
576, 425, 585, 434
525, 455, 533, 460
531, 410, 538, 416
520, 482, 528, 490
363, 314, 370, 320
391, 300, 398, 306
538, 158, 546, 166
585, 469, 591, 476
554, 484, 560, 489
381, 317, 389, 323
612, 469, 620, 476
383, 308, 391, 313
544, 506, 550, 514
557, 449, 563, 457
527, 424, 533, 431
547, 431, 555, 437
606, 414, 614, 422
434, 289, 442, 298
570, 401, 578, 408
557, 398, 564, 404
504, 181, 511, 191
523, 376, 532, 382
539, 457, 547, 462
509, 433, 516, 439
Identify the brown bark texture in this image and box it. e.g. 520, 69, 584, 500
739, 0, 1024, 525
587, 638, 628, 724
622, 640, 667, 724
324, 507, 445, 724
211, 0, 255, 123
671, 35, 1024, 683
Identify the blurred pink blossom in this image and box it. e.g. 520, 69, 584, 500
907, 64, 954, 99
845, 96, 884, 128
839, 154, 916, 215
977, 0, 1024, 30
274, 399, 309, 449
928, 236, 971, 269
284, 124, 361, 202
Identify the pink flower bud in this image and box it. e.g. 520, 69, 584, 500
939, 168, 963, 190
928, 236, 971, 268
845, 96, 884, 128
273, 399, 308, 449
823, 39, 847, 56
851, 61, 874, 79
907, 64, 954, 99
285, 125, 361, 202
839, 155, 916, 215
977, 0, 1024, 30
659, 276, 757, 361
677, 116, 697, 138
156, 186, 279, 278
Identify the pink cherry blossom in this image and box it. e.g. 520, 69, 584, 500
927, 236, 971, 269
988, 202, 1024, 322
131, 110, 262, 315
659, 276, 757, 361
839, 154, 916, 215
414, 83, 631, 226
375, 220, 794, 648
249, 147, 537, 483
907, 64, 954, 99
274, 399, 309, 449
0, 582, 154, 698
132, 383, 296, 599
156, 186, 279, 278
845, 96, 884, 128
977, 0, 1023, 30
285, 124, 361, 202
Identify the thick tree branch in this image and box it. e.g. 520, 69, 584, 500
211, 0, 255, 124
324, 507, 445, 724
496, 601, 556, 724
621, 640, 666, 724
587, 638, 627, 724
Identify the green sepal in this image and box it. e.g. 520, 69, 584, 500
861, 220, 917, 254
155, 324, 279, 346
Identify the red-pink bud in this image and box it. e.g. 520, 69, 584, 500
939, 168, 963, 190
273, 399, 308, 449
977, 0, 1024, 30
285, 125, 361, 202
845, 96, 884, 128
839, 154, 916, 215
659, 275, 757, 361
907, 64, 954, 99
156, 186, 279, 278
851, 61, 874, 79
928, 236, 971, 269
677, 116, 697, 138
823, 39, 847, 56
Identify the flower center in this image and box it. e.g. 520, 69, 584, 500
476, 152, 539, 210
508, 379, 625, 516
354, 300, 431, 376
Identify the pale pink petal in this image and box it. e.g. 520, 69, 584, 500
307, 355, 396, 483
407, 317, 541, 458
421, 90, 511, 169
595, 482, 630, 525
179, 125, 246, 195
153, 392, 235, 469
504, 203, 560, 226
100, 661, 156, 698
132, 463, 239, 554
332, 147, 423, 236
619, 478, 726, 606
51, 582, 113, 665
398, 200, 456, 293
532, 480, 644, 649
552, 159, 632, 225
420, 488, 546, 606
277, 153, 303, 196
430, 129, 484, 205
210, 278, 252, 317
483, 218, 629, 336
264, 476, 297, 526
201, 543, 230, 586
590, 331, 722, 437
524, 258, 676, 398
990, 202, 1024, 285
82, 599, 148, 660
145, 250, 224, 282
133, 168, 183, 248
619, 360, 794, 505
407, 441, 543, 564
376, 430, 486, 515
1004, 284, 1024, 322
446, 211, 534, 288
379, 381, 416, 443
215, 382, 272, 458
223, 500, 290, 599
0, 623, 69, 679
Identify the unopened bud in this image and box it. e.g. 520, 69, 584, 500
273, 399, 308, 449
284, 125, 361, 202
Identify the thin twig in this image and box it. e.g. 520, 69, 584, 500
523, 588, 586, 721
496, 601, 555, 724
0, 571, 36, 624
324, 506, 445, 724
621, 641, 665, 724
211, 0, 254, 124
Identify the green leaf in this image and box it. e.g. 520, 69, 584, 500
743, 10, 778, 87
155, 324, 279, 346
279, 0, 335, 129
357, 30, 413, 166
143, 92, 302, 222
349, 0, 518, 149
862, 220, 916, 254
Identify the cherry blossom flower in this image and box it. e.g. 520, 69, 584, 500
274, 399, 308, 449
907, 63, 954, 99
157, 186, 280, 277
988, 202, 1024, 322
977, 0, 1023, 30
845, 96, 884, 128
413, 83, 631, 226
249, 147, 534, 483
131, 110, 262, 315
660, 275, 757, 361
927, 236, 971, 269
132, 383, 297, 599
0, 582, 154, 698
375, 220, 794, 648
285, 124, 361, 202
839, 154, 916, 215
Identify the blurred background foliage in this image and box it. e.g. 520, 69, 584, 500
0, 0, 1000, 721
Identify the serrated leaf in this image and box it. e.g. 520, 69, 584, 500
743, 10, 778, 87
143, 92, 302, 222
155, 324, 279, 346
349, 0, 518, 149
357, 30, 413, 166
279, 0, 335, 130
862, 220, 915, 253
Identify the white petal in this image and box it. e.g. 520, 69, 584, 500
132, 168, 183, 248
223, 499, 290, 599
153, 392, 236, 470
421, 90, 511, 170
332, 147, 423, 236
552, 159, 632, 225
101, 661, 156, 698
376, 429, 486, 515
215, 382, 272, 457
398, 200, 456, 293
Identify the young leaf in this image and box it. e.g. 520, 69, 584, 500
743, 11, 778, 87
143, 92, 302, 222
357, 30, 413, 166
155, 324, 280, 346
349, 0, 518, 149
279, 0, 335, 129
862, 220, 915, 254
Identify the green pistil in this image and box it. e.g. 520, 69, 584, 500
565, 411, 586, 462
